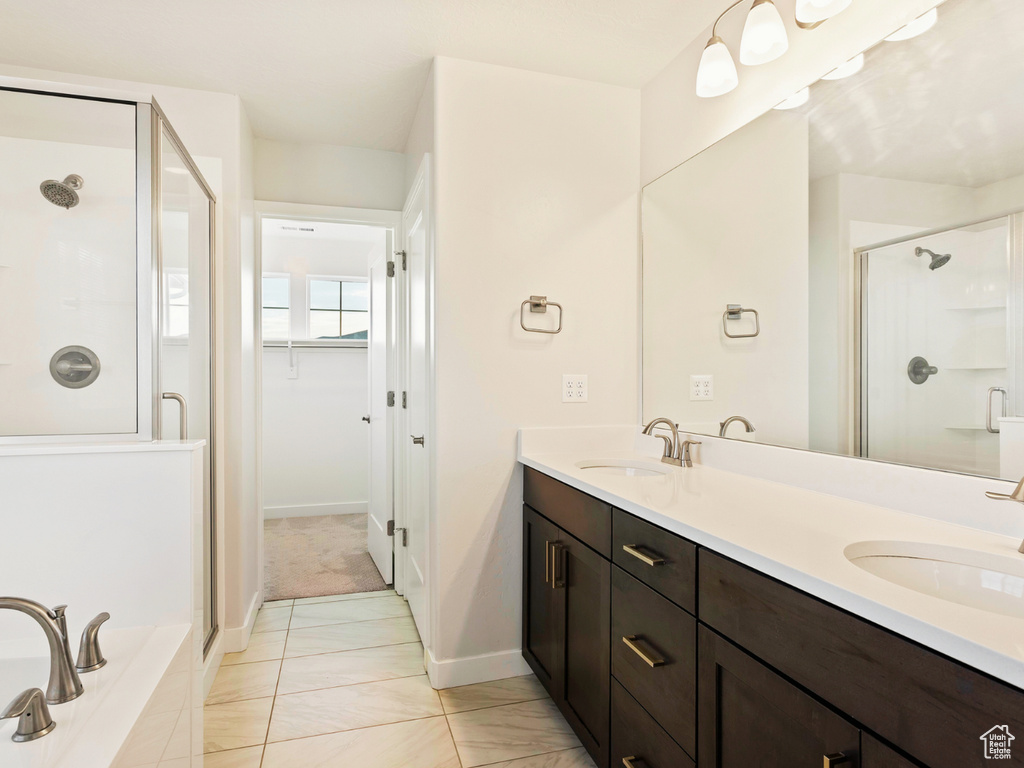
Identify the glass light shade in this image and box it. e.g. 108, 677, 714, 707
773, 87, 810, 110
795, 0, 852, 24
696, 36, 739, 98
821, 52, 865, 80
884, 8, 938, 42
740, 0, 789, 66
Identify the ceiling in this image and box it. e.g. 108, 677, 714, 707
0, 0, 719, 152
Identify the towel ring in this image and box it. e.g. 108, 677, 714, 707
520, 295, 563, 334
722, 304, 759, 338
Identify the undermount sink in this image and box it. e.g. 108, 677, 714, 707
845, 540, 1024, 618
576, 458, 672, 477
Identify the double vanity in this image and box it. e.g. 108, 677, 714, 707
519, 429, 1024, 768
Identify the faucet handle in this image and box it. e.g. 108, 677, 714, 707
76, 612, 110, 673
1, 688, 56, 742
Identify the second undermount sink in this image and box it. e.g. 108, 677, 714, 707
576, 458, 673, 477
845, 540, 1024, 618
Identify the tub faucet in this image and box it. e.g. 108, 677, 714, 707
0, 598, 83, 704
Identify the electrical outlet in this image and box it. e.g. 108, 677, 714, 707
562, 374, 588, 403
287, 364, 298, 380
690, 374, 713, 401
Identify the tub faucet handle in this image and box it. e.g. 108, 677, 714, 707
1, 688, 56, 742
76, 612, 110, 673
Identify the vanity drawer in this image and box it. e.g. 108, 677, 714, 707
611, 566, 696, 757
698, 549, 1024, 768
611, 678, 694, 768
612, 508, 696, 613
524, 466, 611, 557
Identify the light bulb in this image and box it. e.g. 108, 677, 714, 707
696, 36, 739, 98
740, 0, 789, 66
821, 53, 865, 80
795, 0, 852, 25
773, 87, 810, 110
884, 8, 938, 42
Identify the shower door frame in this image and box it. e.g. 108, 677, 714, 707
853, 210, 1024, 467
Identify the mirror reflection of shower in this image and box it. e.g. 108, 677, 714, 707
39, 174, 84, 209
916, 246, 952, 270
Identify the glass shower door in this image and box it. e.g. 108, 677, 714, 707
159, 129, 216, 649
860, 215, 1012, 477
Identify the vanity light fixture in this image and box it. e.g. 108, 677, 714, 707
696, 35, 740, 97
795, 0, 852, 25
773, 87, 810, 110
884, 7, 938, 42
821, 52, 865, 80
740, 0, 789, 65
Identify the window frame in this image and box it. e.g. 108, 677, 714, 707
305, 274, 370, 344
260, 272, 292, 341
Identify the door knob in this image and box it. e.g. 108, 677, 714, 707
411, 435, 425, 446
362, 415, 371, 423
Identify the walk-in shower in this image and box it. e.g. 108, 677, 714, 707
0, 82, 218, 650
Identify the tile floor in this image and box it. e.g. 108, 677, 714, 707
204, 591, 597, 768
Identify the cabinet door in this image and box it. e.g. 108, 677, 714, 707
558, 531, 611, 768
522, 505, 562, 697
698, 626, 860, 768
862, 735, 919, 768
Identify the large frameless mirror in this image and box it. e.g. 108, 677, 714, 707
642, 0, 1024, 480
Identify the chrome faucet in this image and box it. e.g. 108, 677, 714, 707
985, 478, 1024, 554
720, 415, 755, 437
642, 418, 702, 467
0, 598, 83, 704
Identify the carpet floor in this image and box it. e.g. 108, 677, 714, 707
264, 513, 389, 601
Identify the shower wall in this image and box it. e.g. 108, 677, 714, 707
0, 92, 138, 436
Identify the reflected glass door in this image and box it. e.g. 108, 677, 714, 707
159, 130, 216, 648
861, 216, 1012, 477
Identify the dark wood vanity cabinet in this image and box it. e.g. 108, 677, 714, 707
522, 467, 1024, 768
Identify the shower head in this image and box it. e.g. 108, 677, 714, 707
40, 174, 84, 209
915, 246, 951, 270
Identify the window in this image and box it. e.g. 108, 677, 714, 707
262, 274, 290, 340
308, 278, 369, 340
164, 269, 190, 338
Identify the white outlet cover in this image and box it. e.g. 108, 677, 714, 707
563, 374, 588, 403
690, 374, 713, 401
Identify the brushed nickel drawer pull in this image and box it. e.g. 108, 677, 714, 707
622, 757, 645, 768
622, 635, 665, 667
622, 544, 665, 567
551, 542, 566, 589
823, 753, 850, 768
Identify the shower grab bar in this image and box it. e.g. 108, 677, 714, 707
162, 392, 188, 440
722, 305, 760, 338
987, 387, 1008, 434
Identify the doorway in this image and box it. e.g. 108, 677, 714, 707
256, 203, 401, 601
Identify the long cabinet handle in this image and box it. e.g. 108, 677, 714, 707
823, 754, 850, 768
622, 635, 665, 667
551, 542, 565, 589
622, 758, 647, 768
622, 544, 665, 567
544, 541, 551, 584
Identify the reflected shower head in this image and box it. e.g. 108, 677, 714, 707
40, 174, 84, 209
915, 246, 951, 270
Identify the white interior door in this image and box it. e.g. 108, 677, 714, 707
366, 252, 393, 583
401, 161, 431, 642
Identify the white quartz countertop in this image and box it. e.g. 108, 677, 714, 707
519, 434, 1024, 690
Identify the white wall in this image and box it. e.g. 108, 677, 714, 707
643, 110, 810, 448
428, 57, 640, 681
255, 139, 406, 211
404, 64, 436, 196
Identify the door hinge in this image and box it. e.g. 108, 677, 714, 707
402, 391, 407, 408
386, 520, 408, 546
387, 261, 395, 278
387, 390, 395, 407
395, 249, 407, 271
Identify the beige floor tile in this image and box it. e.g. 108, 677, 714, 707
447, 698, 581, 767
267, 674, 442, 742
439, 674, 548, 714
203, 697, 274, 753
264, 598, 294, 607
289, 595, 410, 630
207, 660, 282, 705
277, 642, 424, 694
484, 747, 598, 768
223, 630, 287, 666
262, 716, 460, 768
202, 745, 265, 768
293, 589, 398, 606
254, 605, 292, 633
285, 615, 419, 657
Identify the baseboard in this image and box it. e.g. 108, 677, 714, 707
425, 647, 533, 689
222, 590, 261, 654
263, 501, 368, 519
202, 630, 225, 701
